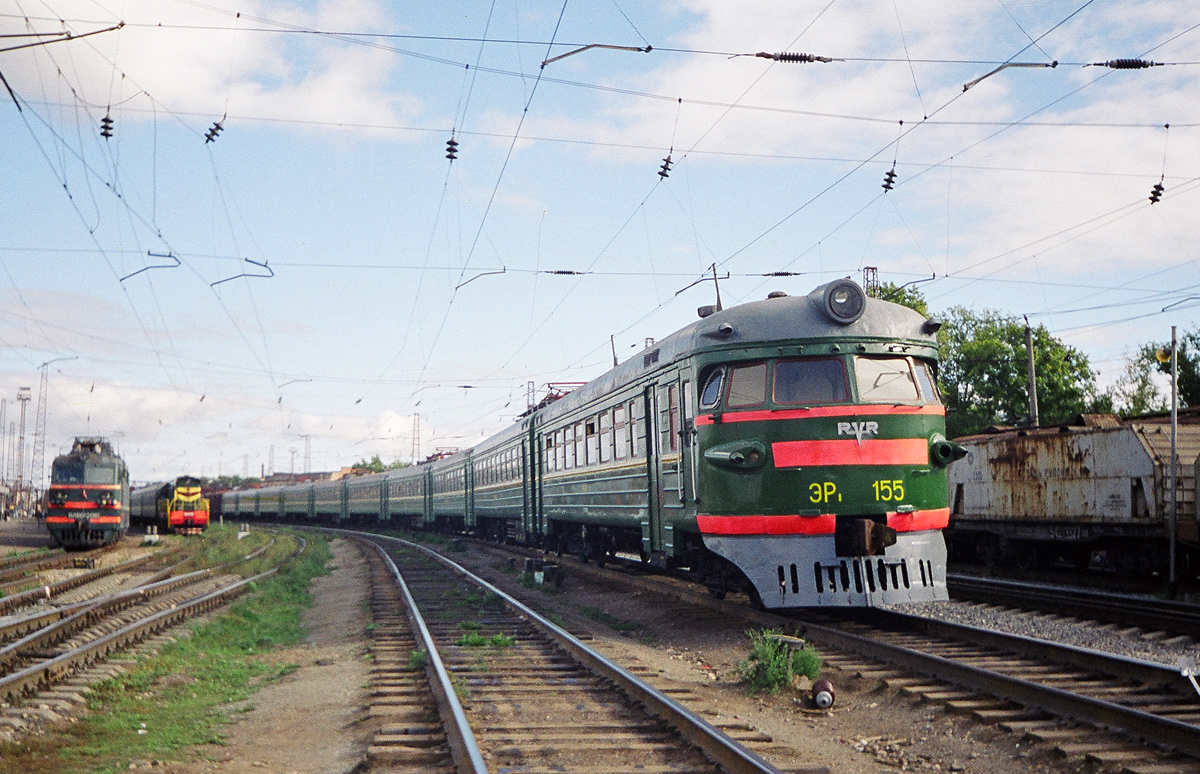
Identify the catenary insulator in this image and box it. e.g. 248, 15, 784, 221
1149, 182, 1164, 204
1099, 58, 1160, 69
882, 167, 897, 191
658, 155, 673, 179
100, 113, 113, 139
757, 51, 834, 64
446, 137, 459, 160
204, 121, 224, 143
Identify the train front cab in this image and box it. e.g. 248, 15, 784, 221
694, 348, 960, 608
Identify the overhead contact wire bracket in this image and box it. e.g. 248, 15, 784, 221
963, 61, 1057, 92
455, 267, 506, 289
120, 250, 181, 282
211, 258, 274, 286
542, 43, 651, 67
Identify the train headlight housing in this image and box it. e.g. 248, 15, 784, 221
820, 279, 866, 324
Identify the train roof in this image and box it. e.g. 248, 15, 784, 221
538, 279, 936, 424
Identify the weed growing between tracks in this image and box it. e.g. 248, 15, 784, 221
0, 531, 332, 774
738, 629, 823, 695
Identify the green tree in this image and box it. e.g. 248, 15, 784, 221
1112, 349, 1166, 416
352, 455, 386, 473
350, 455, 410, 473
876, 281, 929, 316
938, 307, 1101, 437
1145, 331, 1200, 407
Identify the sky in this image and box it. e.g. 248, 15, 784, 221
1, 0, 1199, 486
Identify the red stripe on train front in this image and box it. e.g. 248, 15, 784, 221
887, 508, 949, 531
694, 404, 943, 426
772, 438, 928, 467
698, 514, 836, 535
46, 515, 123, 524
699, 508, 949, 536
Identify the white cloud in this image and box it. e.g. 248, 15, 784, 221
1, 0, 421, 129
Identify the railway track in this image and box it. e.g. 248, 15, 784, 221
0, 533, 303, 741
947, 573, 1200, 640
349, 531, 787, 774
394, 534, 1200, 774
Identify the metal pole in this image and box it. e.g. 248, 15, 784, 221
1025, 318, 1039, 427
1170, 326, 1178, 589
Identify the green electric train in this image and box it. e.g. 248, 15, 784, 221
225, 279, 965, 607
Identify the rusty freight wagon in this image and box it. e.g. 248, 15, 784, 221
946, 411, 1200, 576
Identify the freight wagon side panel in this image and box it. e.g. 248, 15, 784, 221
951, 428, 1154, 524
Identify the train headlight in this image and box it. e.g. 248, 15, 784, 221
821, 279, 866, 324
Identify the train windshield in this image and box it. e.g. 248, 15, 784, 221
84, 464, 117, 484
773, 358, 850, 405
52, 463, 84, 484
854, 356, 936, 403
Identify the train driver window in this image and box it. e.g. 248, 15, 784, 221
726, 363, 767, 408
700, 368, 724, 409
854, 356, 921, 403
913, 359, 942, 404
53, 463, 84, 484
774, 358, 850, 405
85, 464, 117, 485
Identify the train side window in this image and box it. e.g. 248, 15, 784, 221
614, 405, 628, 460
632, 399, 646, 458
556, 429, 566, 471
774, 358, 850, 405
564, 425, 575, 469
586, 420, 598, 466
575, 421, 586, 467
545, 436, 554, 473
855, 356, 920, 402
913, 359, 942, 404
700, 368, 724, 409
726, 363, 767, 408
599, 411, 612, 463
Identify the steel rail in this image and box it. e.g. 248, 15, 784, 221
0, 570, 268, 702
467, 538, 1200, 760
0, 544, 116, 585
357, 537, 489, 774
358, 530, 785, 774
0, 531, 307, 703
0, 569, 214, 672
0, 548, 61, 571
0, 551, 170, 617
947, 573, 1200, 638
791, 611, 1200, 757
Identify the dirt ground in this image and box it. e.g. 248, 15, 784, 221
157, 538, 373, 774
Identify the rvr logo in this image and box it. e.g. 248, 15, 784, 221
837, 421, 879, 444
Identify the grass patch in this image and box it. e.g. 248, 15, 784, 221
0, 531, 332, 774
408, 649, 427, 671
458, 620, 481, 630
737, 629, 822, 695
580, 606, 640, 632
456, 632, 515, 648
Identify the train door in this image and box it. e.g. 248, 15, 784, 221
465, 454, 475, 528
423, 467, 434, 527
655, 378, 685, 559
520, 436, 533, 541
643, 384, 664, 563
681, 377, 697, 506
379, 477, 388, 523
